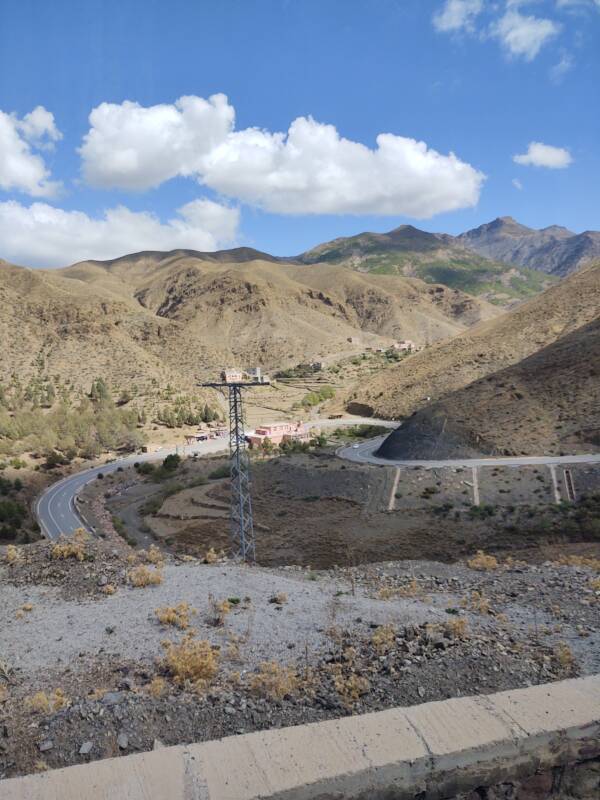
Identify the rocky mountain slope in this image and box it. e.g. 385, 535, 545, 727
0, 252, 497, 392
349, 261, 600, 422
377, 316, 600, 458
297, 224, 553, 305
459, 217, 600, 277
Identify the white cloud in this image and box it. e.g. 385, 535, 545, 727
513, 141, 573, 168
0, 106, 62, 197
512, 177, 523, 190
79, 96, 485, 218
550, 50, 574, 82
492, 10, 560, 60
433, 0, 483, 32
80, 94, 234, 191
0, 198, 239, 267
556, 0, 600, 10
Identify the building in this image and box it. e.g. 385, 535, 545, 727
394, 340, 417, 352
221, 367, 270, 384
246, 421, 312, 449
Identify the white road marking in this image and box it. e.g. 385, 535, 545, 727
388, 468, 401, 512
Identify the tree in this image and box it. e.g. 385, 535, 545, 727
162, 453, 181, 472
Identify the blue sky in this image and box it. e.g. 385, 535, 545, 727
0, 0, 598, 266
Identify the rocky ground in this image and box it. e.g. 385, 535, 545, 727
0, 534, 598, 779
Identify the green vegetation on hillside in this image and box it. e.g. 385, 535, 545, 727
0, 375, 145, 459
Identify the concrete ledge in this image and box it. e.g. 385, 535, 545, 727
1, 675, 599, 800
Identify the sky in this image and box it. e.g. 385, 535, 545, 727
0, 0, 598, 267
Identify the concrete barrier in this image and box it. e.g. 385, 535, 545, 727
1, 675, 599, 799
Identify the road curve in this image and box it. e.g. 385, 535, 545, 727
35, 417, 396, 539
336, 435, 600, 469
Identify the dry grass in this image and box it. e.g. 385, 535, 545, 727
467, 550, 499, 571
461, 590, 492, 615
51, 529, 88, 562
203, 547, 219, 564
155, 602, 195, 629
5, 545, 21, 564
147, 676, 167, 698
0, 684, 8, 703
444, 618, 470, 639
128, 564, 163, 588
162, 634, 219, 692
371, 624, 396, 654
144, 545, 164, 565
249, 661, 298, 700
25, 688, 69, 714
269, 592, 288, 605
376, 577, 423, 600
207, 595, 231, 627
554, 642, 575, 668
101, 583, 117, 595
553, 555, 600, 573
332, 669, 370, 707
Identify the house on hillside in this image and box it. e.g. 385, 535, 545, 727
246, 421, 312, 449
394, 339, 417, 352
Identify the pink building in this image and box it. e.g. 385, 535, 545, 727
247, 421, 312, 448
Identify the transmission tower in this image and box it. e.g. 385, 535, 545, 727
201, 373, 269, 561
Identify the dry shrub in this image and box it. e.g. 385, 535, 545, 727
21, 602, 33, 613
101, 583, 116, 595
25, 689, 69, 714
445, 618, 469, 639
203, 547, 219, 564
147, 676, 167, 698
225, 634, 242, 662
0, 684, 8, 703
207, 595, 231, 626
269, 592, 288, 605
590, 578, 600, 592
467, 550, 498, 571
51, 529, 88, 561
371, 624, 396, 654
162, 635, 219, 692
461, 591, 492, 615
554, 642, 576, 671
5, 545, 21, 565
155, 602, 195, 629
332, 669, 370, 707
128, 564, 163, 588
144, 545, 164, 565
554, 555, 600, 573
34, 761, 49, 772
249, 661, 298, 700
376, 578, 424, 600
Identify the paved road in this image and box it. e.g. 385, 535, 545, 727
337, 436, 600, 469
35, 417, 396, 539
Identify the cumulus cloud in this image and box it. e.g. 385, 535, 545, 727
492, 10, 560, 60
513, 141, 573, 168
432, 0, 483, 32
80, 94, 234, 191
0, 106, 62, 197
0, 198, 239, 267
79, 96, 485, 218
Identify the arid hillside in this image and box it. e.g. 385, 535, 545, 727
0, 251, 497, 391
350, 261, 600, 420
378, 316, 600, 458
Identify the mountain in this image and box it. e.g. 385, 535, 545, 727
459, 216, 600, 277
0, 251, 497, 393
348, 261, 600, 421
377, 316, 600, 458
297, 224, 555, 305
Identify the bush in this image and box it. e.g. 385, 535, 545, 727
128, 564, 163, 587
162, 453, 181, 472
162, 634, 219, 691
208, 464, 230, 480
135, 462, 155, 476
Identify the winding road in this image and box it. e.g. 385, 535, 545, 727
36, 416, 600, 540
337, 436, 600, 469
34, 417, 396, 539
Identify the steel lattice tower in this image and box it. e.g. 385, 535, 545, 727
201, 377, 268, 561
227, 384, 255, 560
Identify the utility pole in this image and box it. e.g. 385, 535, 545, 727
200, 371, 269, 561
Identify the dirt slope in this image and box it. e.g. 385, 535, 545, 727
0, 252, 497, 391
350, 261, 600, 420
378, 316, 600, 458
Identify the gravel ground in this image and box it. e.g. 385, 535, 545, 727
0, 561, 444, 677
